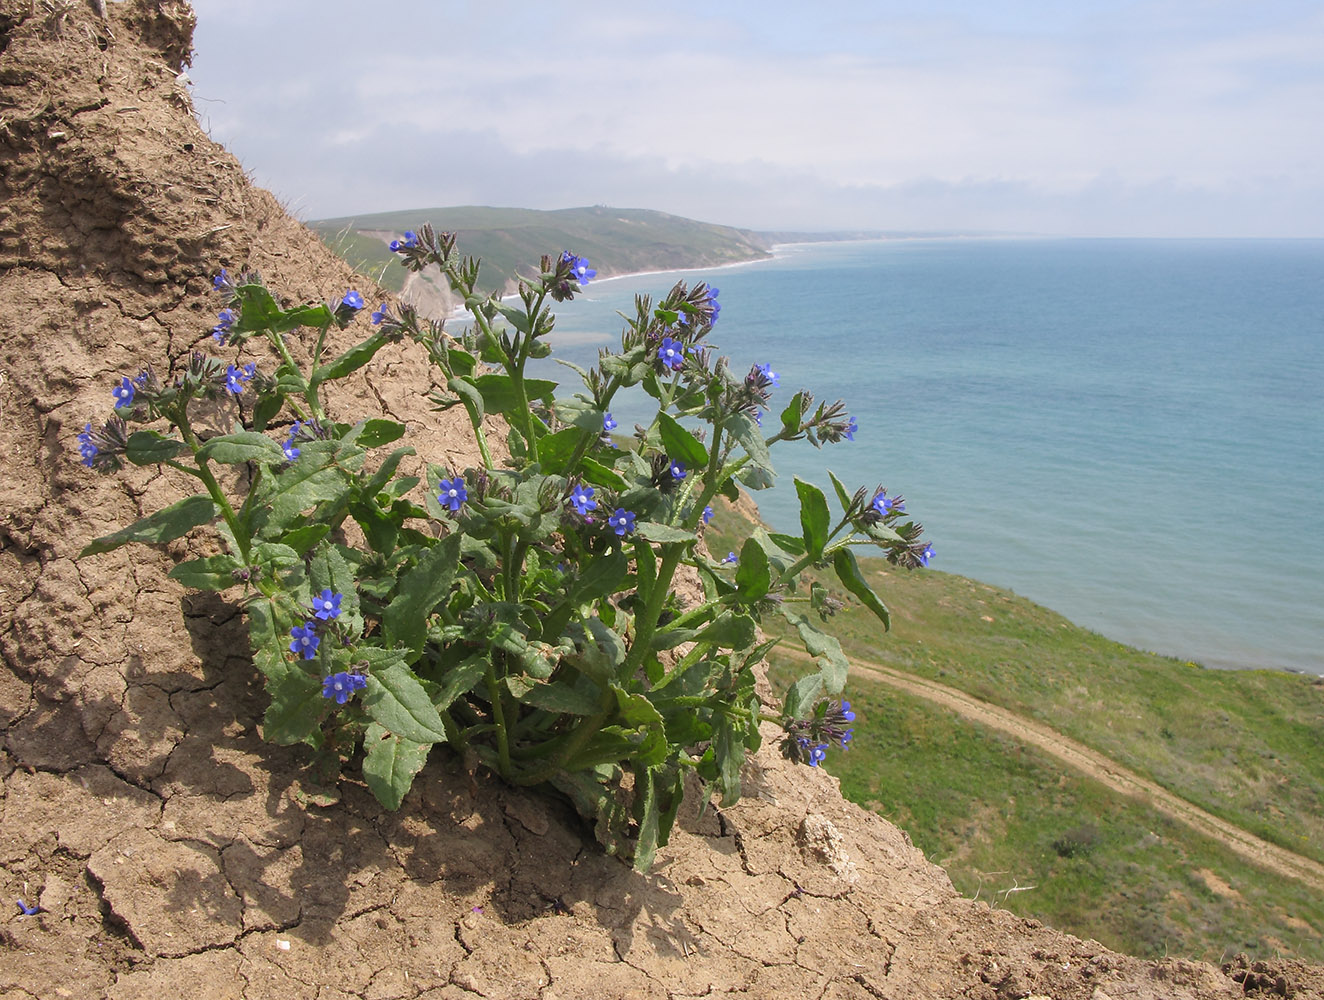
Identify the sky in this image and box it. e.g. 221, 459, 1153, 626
185, 0, 1324, 237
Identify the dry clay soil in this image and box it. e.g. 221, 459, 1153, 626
1, 3, 1321, 998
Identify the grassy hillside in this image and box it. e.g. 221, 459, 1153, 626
705, 498, 1324, 963
311, 205, 773, 295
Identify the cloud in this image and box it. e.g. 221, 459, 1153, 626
188, 0, 1324, 235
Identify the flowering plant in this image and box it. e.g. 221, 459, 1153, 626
76, 228, 930, 870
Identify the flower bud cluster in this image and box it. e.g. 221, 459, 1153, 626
782, 699, 856, 767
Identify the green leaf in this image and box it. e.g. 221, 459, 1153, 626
280, 523, 331, 556
434, 656, 485, 710
579, 455, 626, 491
233, 284, 334, 333
516, 677, 601, 715
828, 470, 854, 513
768, 532, 806, 556
125, 430, 187, 466
267, 465, 346, 526
81, 495, 218, 556
780, 391, 806, 436
727, 411, 773, 478
495, 303, 532, 334
795, 477, 831, 560
779, 606, 850, 695
474, 373, 557, 415
632, 766, 660, 873
252, 542, 301, 574
551, 397, 609, 434
362, 723, 431, 810
363, 659, 450, 743
564, 617, 627, 684
713, 714, 744, 806
355, 419, 407, 449
634, 522, 696, 544
252, 391, 284, 431
168, 554, 242, 591
569, 548, 628, 605
832, 548, 891, 630
446, 377, 485, 420
734, 537, 771, 604
657, 413, 708, 469
311, 333, 387, 386
261, 669, 325, 746
198, 431, 285, 466
382, 533, 461, 656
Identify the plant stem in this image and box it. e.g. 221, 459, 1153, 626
484, 657, 513, 781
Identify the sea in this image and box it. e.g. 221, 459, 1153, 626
527, 238, 1324, 675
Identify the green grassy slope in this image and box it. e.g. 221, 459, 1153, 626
705, 499, 1324, 962
311, 205, 773, 294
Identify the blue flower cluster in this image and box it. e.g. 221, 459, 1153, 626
562, 251, 597, 286
784, 699, 856, 767
570, 483, 597, 516
283, 421, 302, 461
322, 672, 368, 704
212, 308, 236, 345
437, 476, 467, 513
224, 362, 256, 396
658, 337, 686, 371
390, 231, 419, 252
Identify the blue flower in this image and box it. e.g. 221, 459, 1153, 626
16, 899, 38, 916
212, 308, 237, 344
342, 290, 364, 311
840, 729, 854, 749
389, 231, 419, 252
723, 551, 737, 564
438, 476, 467, 513
603, 412, 617, 432
918, 543, 935, 567
371, 303, 388, 325
322, 671, 368, 705
757, 363, 779, 387
224, 363, 254, 396
282, 421, 302, 461
569, 483, 597, 516
212, 269, 230, 291
289, 622, 320, 660
77, 422, 98, 467
841, 700, 856, 723
312, 588, 343, 621
609, 508, 636, 536
871, 490, 904, 516
658, 337, 686, 371
844, 416, 857, 441
702, 505, 714, 525
670, 460, 686, 480
111, 377, 135, 409
753, 410, 763, 427
807, 742, 829, 767
562, 251, 597, 286
705, 286, 721, 325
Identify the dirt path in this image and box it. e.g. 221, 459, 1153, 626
782, 648, 1324, 894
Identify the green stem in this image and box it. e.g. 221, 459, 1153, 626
510, 687, 615, 786
621, 542, 686, 678
268, 329, 325, 422
176, 410, 251, 565
484, 657, 513, 781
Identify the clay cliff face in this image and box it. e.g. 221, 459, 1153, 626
0, 4, 1314, 998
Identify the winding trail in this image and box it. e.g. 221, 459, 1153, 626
781, 648, 1324, 894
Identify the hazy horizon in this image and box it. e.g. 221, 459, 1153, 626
187, 1, 1324, 239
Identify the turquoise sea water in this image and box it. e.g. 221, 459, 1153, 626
532, 238, 1324, 674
